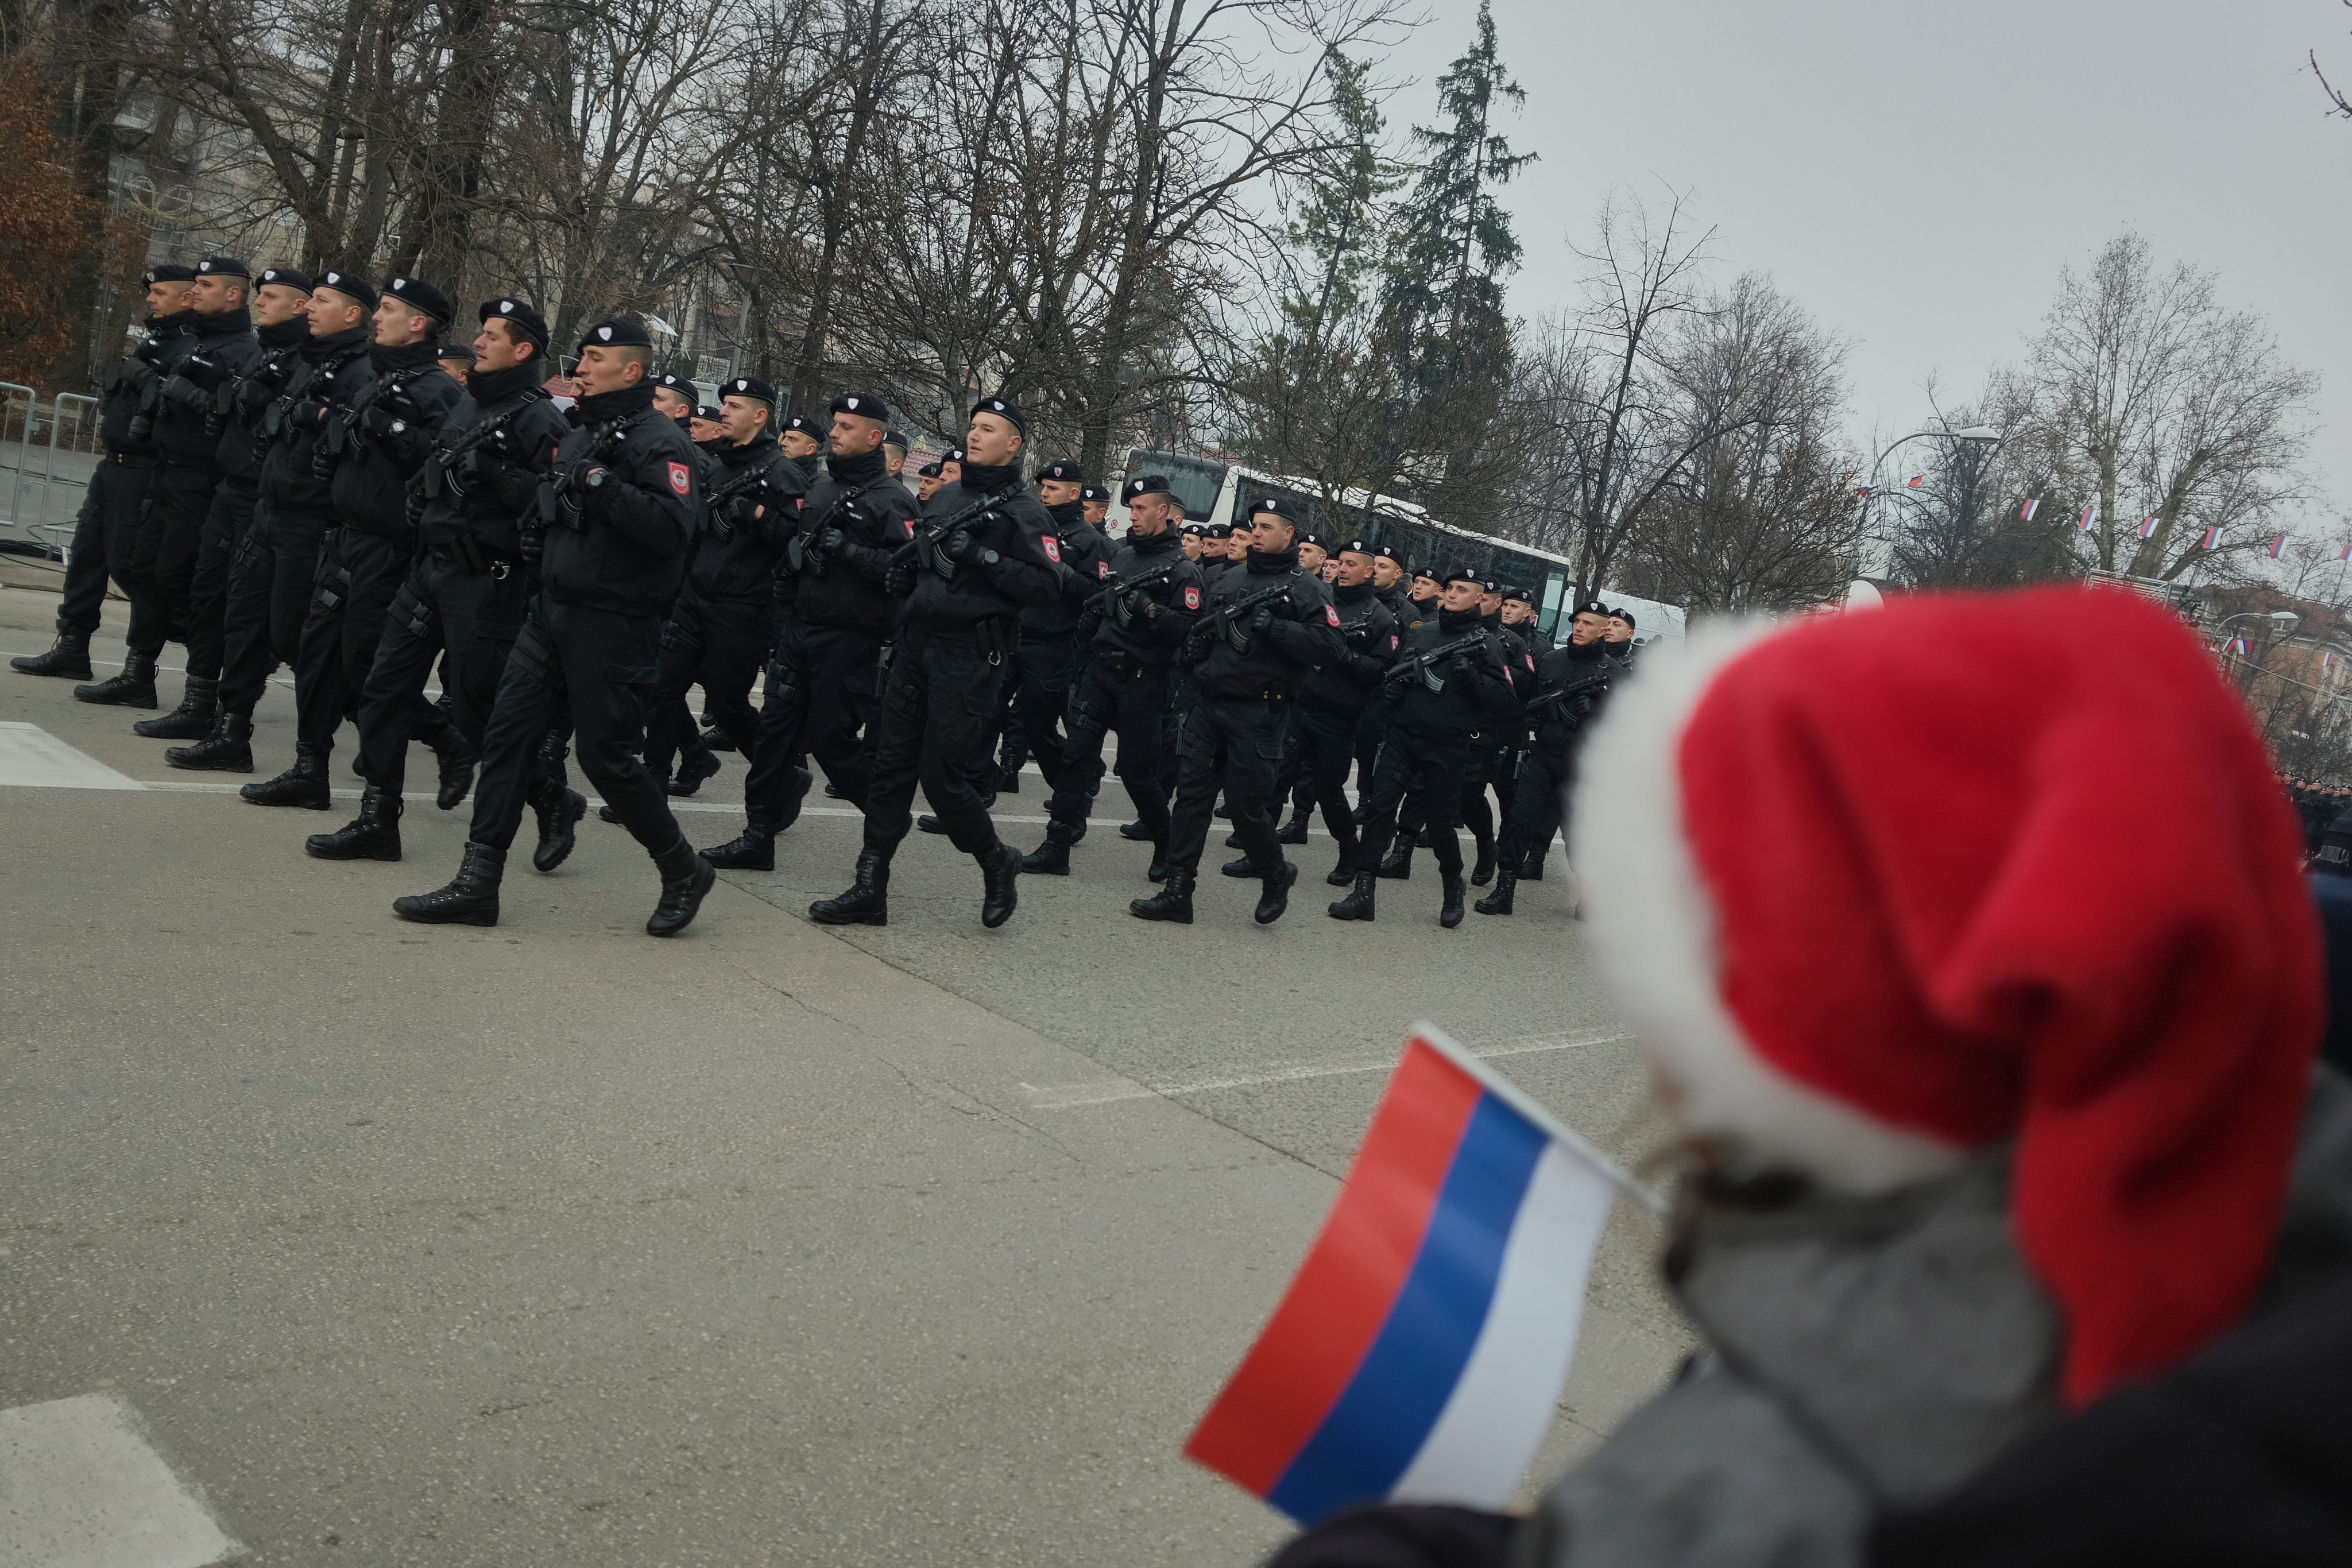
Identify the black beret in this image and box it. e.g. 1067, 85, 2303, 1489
1573, 599, 1612, 618
1245, 494, 1300, 523
1123, 474, 1171, 501
258, 266, 313, 293
1039, 459, 1084, 483
694, 404, 724, 423
144, 264, 196, 285
1611, 607, 1638, 628
479, 296, 549, 349
436, 340, 475, 362
1442, 567, 1483, 587
829, 389, 888, 422
1372, 544, 1403, 563
1411, 563, 1444, 581
972, 394, 1026, 436
195, 256, 250, 279
1478, 577, 1500, 593
1502, 585, 1532, 603
1180, 522, 1203, 535
577, 316, 653, 351
918, 460, 943, 478
653, 373, 695, 400
884, 428, 910, 448
943, 448, 966, 464
1080, 484, 1109, 503
313, 268, 379, 308
781, 413, 821, 438
385, 276, 452, 323
1297, 529, 1328, 549
1339, 539, 1378, 557
722, 375, 777, 406
1205, 523, 1232, 540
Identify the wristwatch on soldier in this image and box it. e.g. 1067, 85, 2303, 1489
979, 548, 1000, 566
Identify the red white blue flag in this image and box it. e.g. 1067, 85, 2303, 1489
2226, 636, 2249, 657
2018, 497, 2040, 522
2337, 540, 2351, 562
2137, 514, 2158, 539
1185, 1027, 1645, 1525
2077, 502, 2098, 532
2268, 532, 2288, 559
2200, 525, 2222, 551
1905, 473, 1925, 489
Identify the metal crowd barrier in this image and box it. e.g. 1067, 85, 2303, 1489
0, 390, 103, 564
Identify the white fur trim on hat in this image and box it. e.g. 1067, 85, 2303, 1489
1570, 615, 1969, 1195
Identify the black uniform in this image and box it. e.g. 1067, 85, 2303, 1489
734, 442, 915, 830
183, 315, 306, 685
1036, 523, 1205, 854
645, 430, 805, 777
1012, 500, 1114, 795
53, 320, 176, 659
858, 462, 1063, 861
1358, 582, 1436, 804
214, 322, 373, 726
1295, 580, 1399, 876
1161, 543, 1345, 882
137, 305, 254, 661
349, 361, 572, 806
293, 339, 466, 764
459, 378, 702, 863
1498, 638, 1614, 884
1349, 606, 1521, 901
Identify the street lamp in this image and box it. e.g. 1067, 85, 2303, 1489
2219, 611, 2301, 629
1855, 423, 2005, 577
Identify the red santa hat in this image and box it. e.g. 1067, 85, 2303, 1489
1571, 585, 2320, 1405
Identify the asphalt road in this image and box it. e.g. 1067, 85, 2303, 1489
0, 583, 1689, 1566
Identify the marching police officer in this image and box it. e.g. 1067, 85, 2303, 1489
14, 266, 191, 694
392, 316, 715, 936
167, 266, 376, 777
255, 276, 473, 811
304, 297, 572, 864
1331, 567, 1519, 927
136, 266, 312, 741
705, 389, 916, 871
1020, 474, 1204, 876
1294, 539, 1398, 886
807, 394, 1062, 929
1080, 483, 1111, 530
1477, 600, 1614, 915
641, 374, 804, 804
1009, 458, 1112, 800
1132, 494, 1341, 926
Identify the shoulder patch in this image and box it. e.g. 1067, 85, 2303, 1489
1097, 560, 1111, 579
1325, 603, 1341, 628
1183, 584, 1202, 610
903, 517, 917, 539
1525, 653, 1535, 671
1041, 533, 1062, 563
1387, 633, 1399, 651
666, 460, 691, 497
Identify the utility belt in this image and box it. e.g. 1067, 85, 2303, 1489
430, 534, 520, 579
158, 454, 214, 473
924, 615, 1021, 664
1093, 647, 1164, 682
1218, 680, 1291, 705
106, 451, 160, 469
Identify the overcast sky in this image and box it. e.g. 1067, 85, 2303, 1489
1372, 0, 2352, 520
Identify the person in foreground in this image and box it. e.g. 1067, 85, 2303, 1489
1268, 584, 2352, 1567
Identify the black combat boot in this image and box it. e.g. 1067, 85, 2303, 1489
167, 711, 254, 772
1276, 810, 1310, 845
1147, 838, 1171, 883
1378, 841, 1414, 880
1255, 860, 1297, 925
133, 675, 218, 739
1118, 819, 1154, 841
996, 763, 1022, 795
916, 814, 948, 834
1021, 823, 1076, 874
241, 747, 331, 808
1327, 867, 1377, 921
780, 771, 818, 832
703, 726, 735, 752
1471, 833, 1497, 886
12, 629, 92, 679
1440, 872, 1467, 929
811, 851, 890, 926
1521, 852, 1545, 881
647, 837, 716, 937
702, 818, 777, 871
1220, 854, 1258, 878
1475, 868, 1517, 916
531, 785, 587, 872
1129, 865, 1194, 924
1224, 831, 1245, 850
978, 841, 1021, 928
393, 841, 503, 926
426, 727, 478, 811
307, 783, 403, 861
74, 651, 157, 708
666, 744, 720, 797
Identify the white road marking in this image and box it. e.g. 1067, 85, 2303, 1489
0, 723, 146, 790
1023, 1026, 1635, 1110
0, 1394, 242, 1567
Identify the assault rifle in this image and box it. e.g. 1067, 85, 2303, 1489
892, 493, 1004, 583
1198, 580, 1297, 655
1097, 556, 1185, 628
537, 415, 636, 532
1381, 632, 1497, 695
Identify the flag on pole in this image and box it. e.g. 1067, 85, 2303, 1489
1905, 473, 1925, 489
2077, 502, 2098, 532
2199, 525, 2222, 551
2137, 515, 2159, 539
2019, 497, 2040, 522
2336, 540, 2351, 562
1184, 1025, 1649, 1526
1853, 485, 1873, 497
2226, 636, 2249, 657
2268, 532, 2288, 560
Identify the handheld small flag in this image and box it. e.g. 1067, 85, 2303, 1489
2137, 514, 2158, 539
2268, 532, 2288, 560
2019, 497, 2040, 522
1905, 473, 1925, 489
1184, 1025, 1654, 1526
2199, 525, 2222, 551
2076, 502, 2098, 532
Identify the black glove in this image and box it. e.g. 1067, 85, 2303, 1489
293, 398, 330, 429
807, 522, 842, 558
158, 375, 210, 412
127, 412, 154, 444
730, 494, 765, 529
519, 528, 544, 567
943, 528, 985, 564
1248, 608, 1275, 637
358, 404, 397, 439
1446, 650, 1472, 680
884, 559, 916, 597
